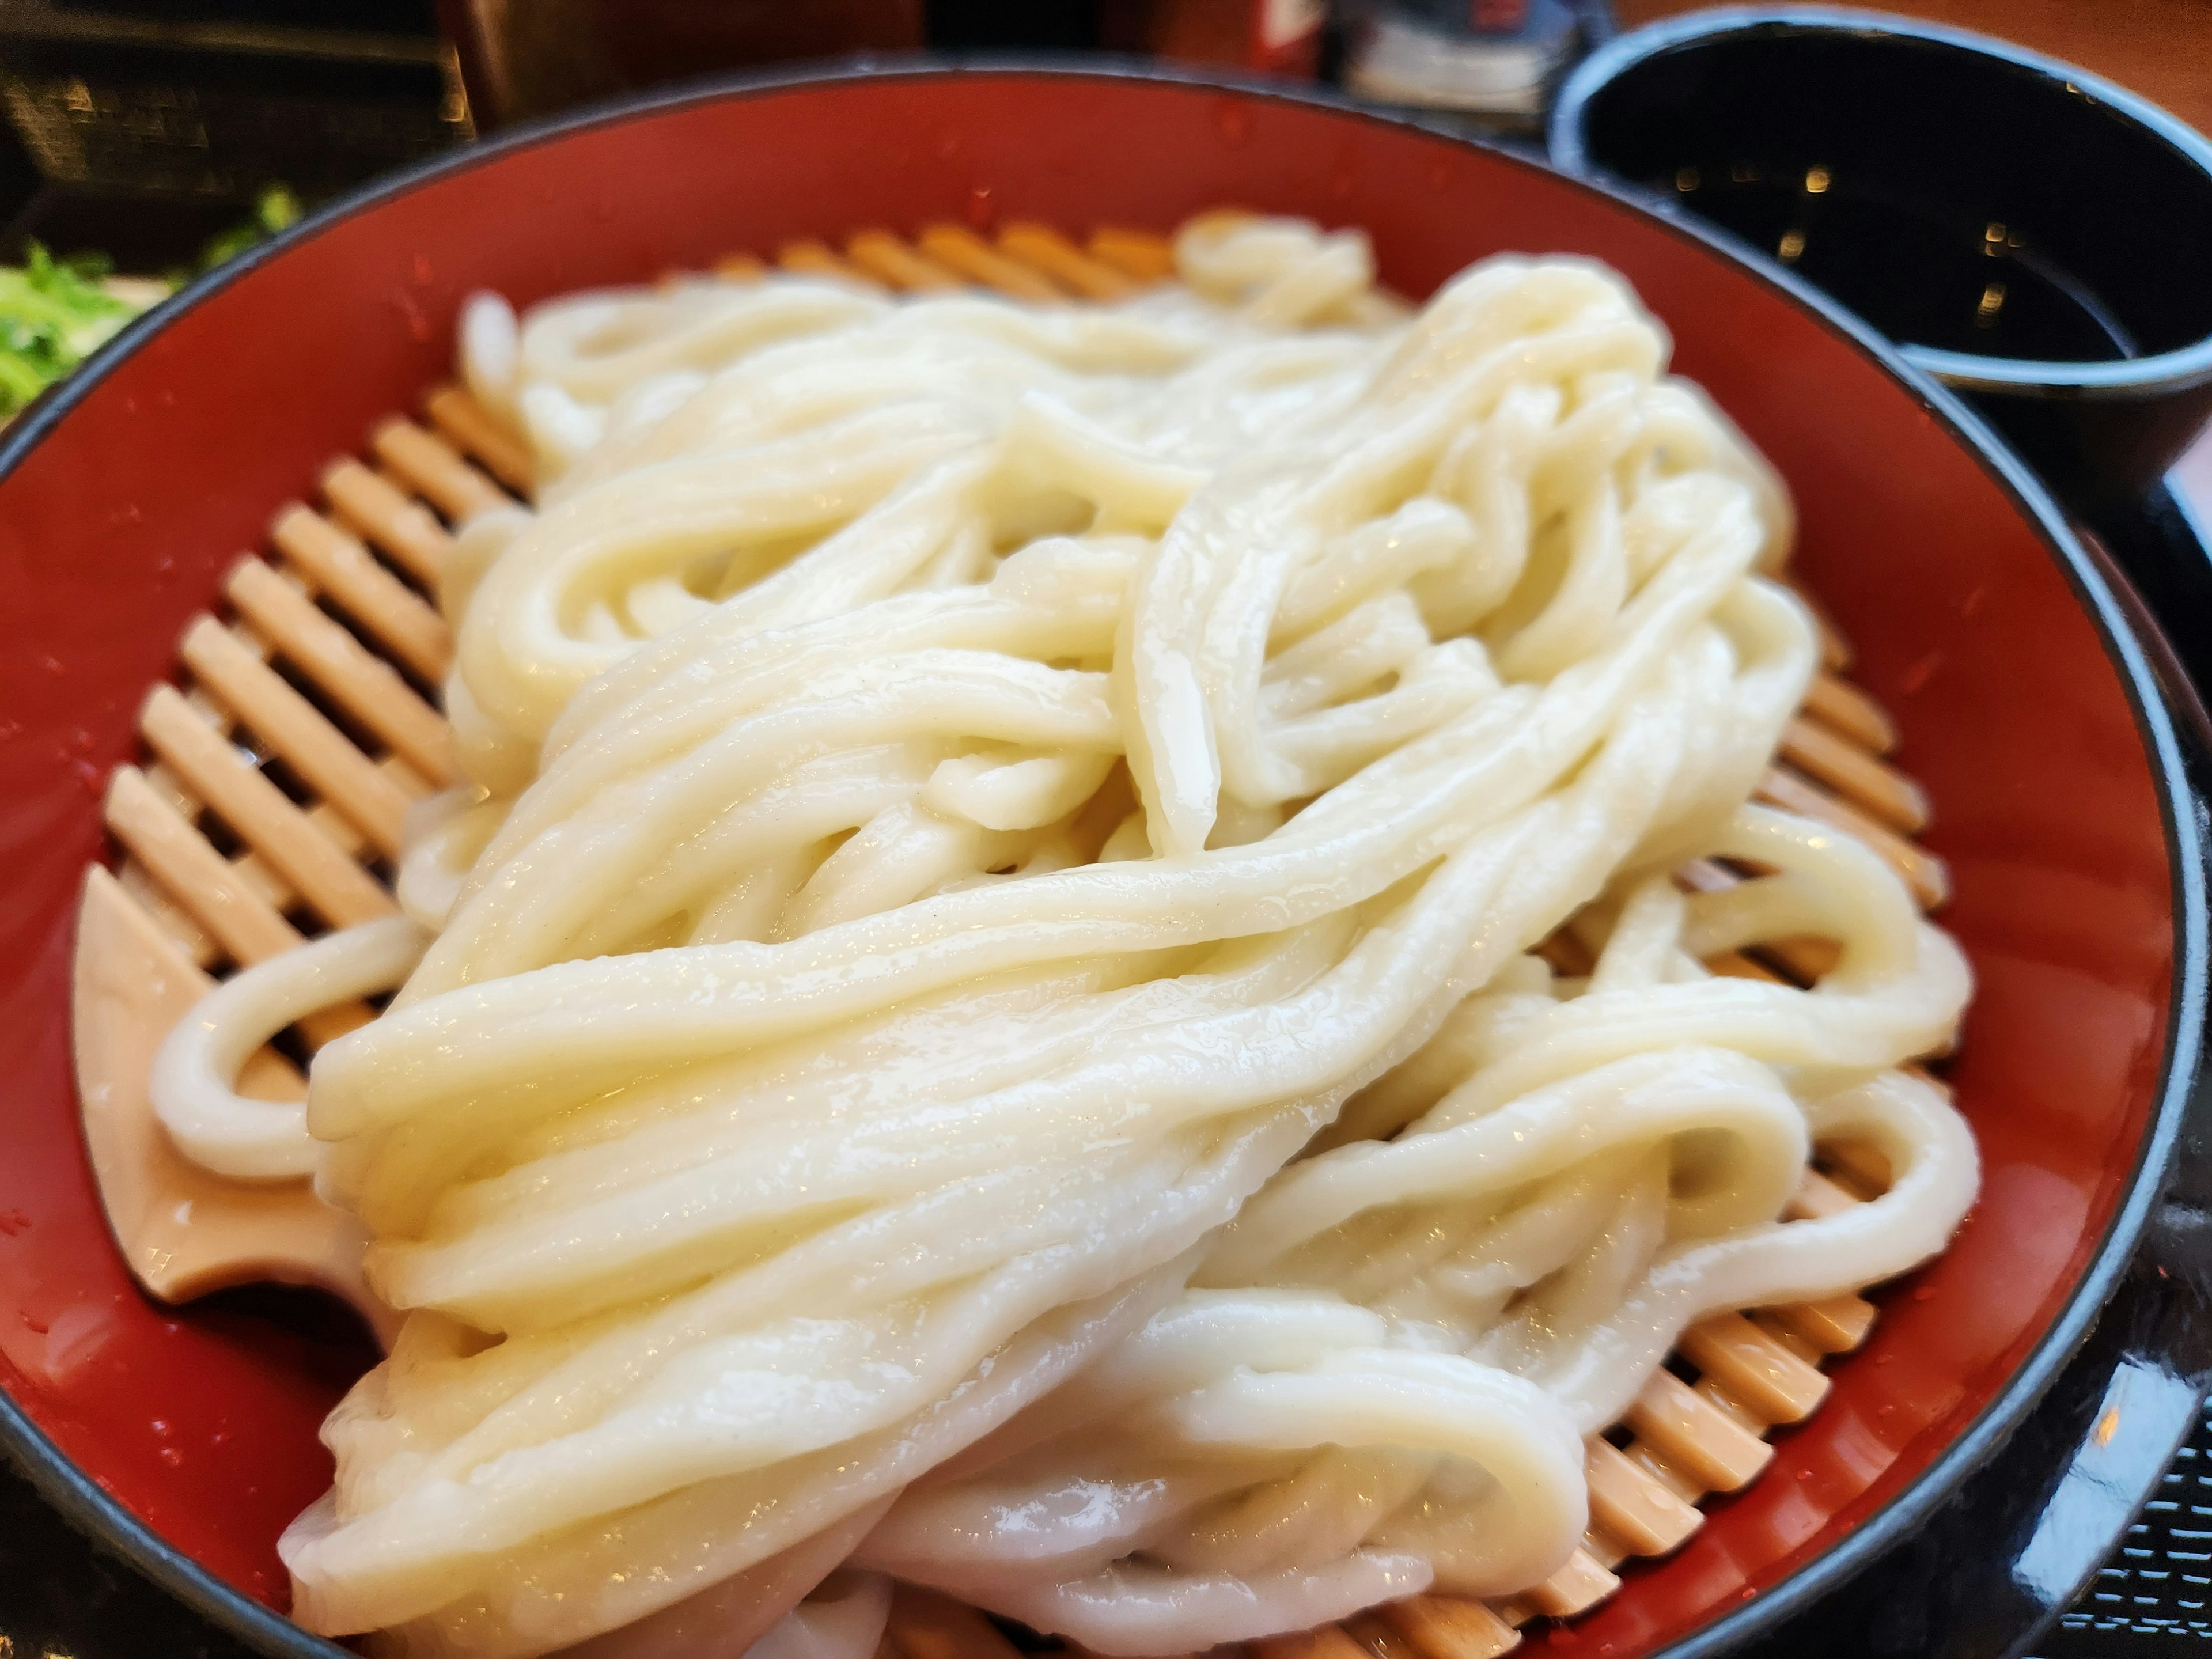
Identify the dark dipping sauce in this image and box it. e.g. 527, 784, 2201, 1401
1668, 166, 2137, 363
1561, 25, 2212, 371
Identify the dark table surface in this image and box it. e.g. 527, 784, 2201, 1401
3, 1449, 256, 1659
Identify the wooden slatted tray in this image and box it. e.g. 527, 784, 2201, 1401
70, 221, 1956, 1659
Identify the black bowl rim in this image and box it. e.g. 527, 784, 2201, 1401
1548, 2, 2212, 400
0, 54, 2203, 1659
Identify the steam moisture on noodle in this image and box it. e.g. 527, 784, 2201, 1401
146, 215, 1977, 1659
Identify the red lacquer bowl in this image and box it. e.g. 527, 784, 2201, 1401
0, 64, 2204, 1659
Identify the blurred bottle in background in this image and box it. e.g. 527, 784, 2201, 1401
1100, 0, 1325, 77
441, 0, 1329, 130
438, 0, 923, 127
1342, 0, 1608, 135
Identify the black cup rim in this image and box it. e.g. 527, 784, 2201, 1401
1548, 2, 2212, 401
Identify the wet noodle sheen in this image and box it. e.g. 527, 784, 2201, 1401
147, 216, 1976, 1659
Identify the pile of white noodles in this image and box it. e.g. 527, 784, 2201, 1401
148, 215, 1976, 1659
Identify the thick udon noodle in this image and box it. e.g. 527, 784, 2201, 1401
148, 217, 1976, 1659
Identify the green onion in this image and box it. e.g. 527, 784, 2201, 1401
0, 241, 143, 418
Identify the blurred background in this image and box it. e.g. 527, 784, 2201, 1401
0, 0, 2205, 281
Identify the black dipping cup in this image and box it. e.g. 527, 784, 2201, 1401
1547, 5, 2212, 525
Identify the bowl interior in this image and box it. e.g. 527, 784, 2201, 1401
0, 69, 2183, 1656
1565, 19, 2212, 369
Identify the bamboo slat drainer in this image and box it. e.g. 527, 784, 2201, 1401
70, 221, 1956, 1659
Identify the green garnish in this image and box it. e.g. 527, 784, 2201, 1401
0, 181, 305, 419
0, 242, 142, 418
189, 183, 304, 278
